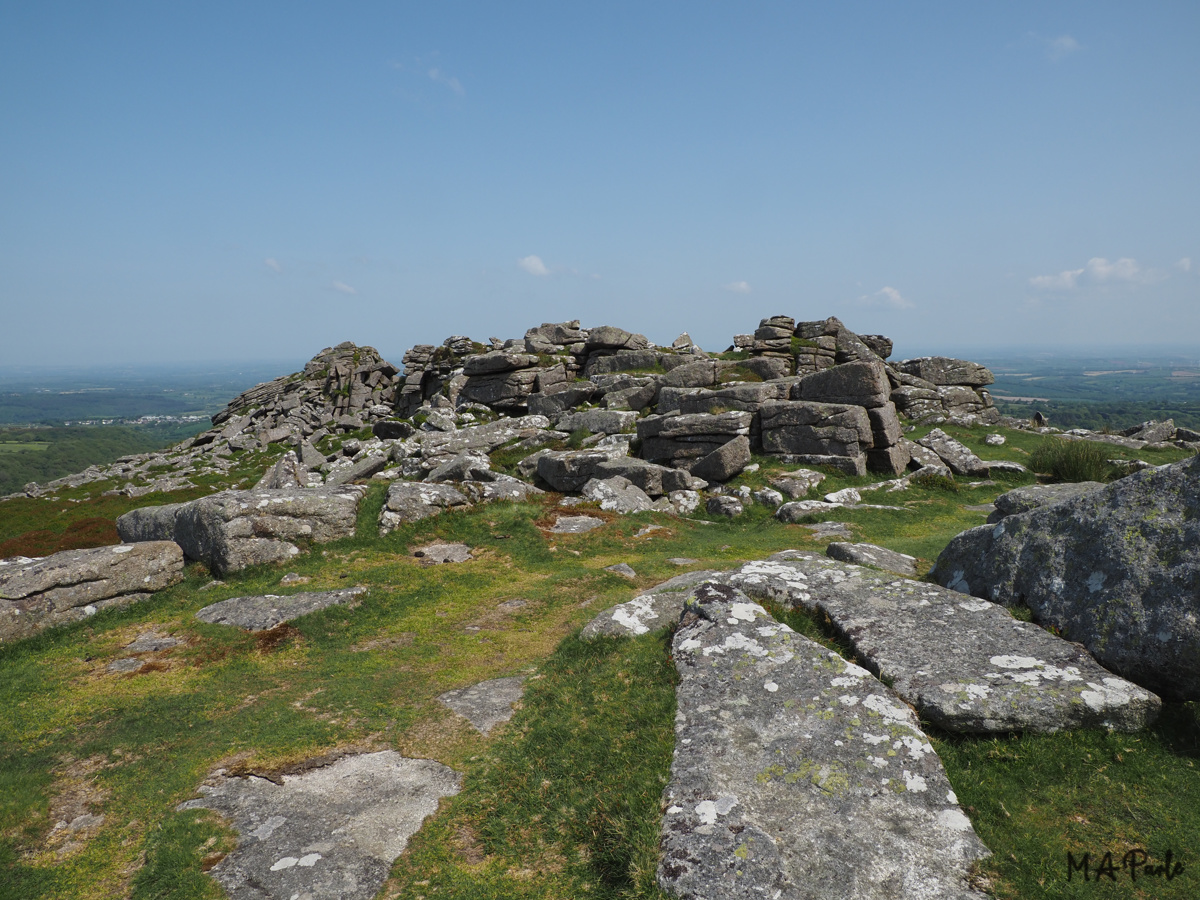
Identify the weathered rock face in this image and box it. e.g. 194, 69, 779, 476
638, 411, 753, 468
794, 358, 891, 408
727, 553, 1159, 733
180, 752, 460, 900
659, 583, 991, 900
438, 677, 526, 735
0, 542, 184, 643
379, 482, 470, 534
119, 488, 364, 577
986, 482, 1106, 523
894, 357, 994, 387
537, 446, 629, 492
759, 400, 872, 459
932, 455, 1200, 700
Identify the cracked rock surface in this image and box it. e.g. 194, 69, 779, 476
195, 588, 367, 632
180, 751, 459, 900
659, 583, 990, 900
725, 552, 1160, 733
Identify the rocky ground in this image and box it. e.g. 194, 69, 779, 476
3, 315, 1198, 900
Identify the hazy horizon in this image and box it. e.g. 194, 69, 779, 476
2, 3, 1197, 368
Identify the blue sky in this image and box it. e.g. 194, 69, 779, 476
2, 1, 1197, 368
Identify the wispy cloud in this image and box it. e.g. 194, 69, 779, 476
1045, 34, 1081, 61
428, 67, 464, 96
518, 255, 549, 276
850, 286, 914, 310
264, 258, 281, 273
1177, 257, 1193, 273
332, 281, 357, 295
722, 281, 752, 294
1029, 257, 1154, 291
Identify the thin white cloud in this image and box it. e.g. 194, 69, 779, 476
264, 258, 281, 273
518, 255, 549, 276
1030, 257, 1151, 291
722, 281, 752, 294
1177, 257, 1192, 273
852, 286, 914, 310
332, 281, 357, 295
1046, 35, 1080, 61
428, 67, 464, 96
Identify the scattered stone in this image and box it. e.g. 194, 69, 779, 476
125, 631, 181, 653
379, 482, 470, 534
826, 542, 918, 576
659, 583, 990, 900
774, 500, 839, 522
801, 521, 853, 540
196, 588, 367, 631
547, 515, 605, 534
180, 751, 459, 900
725, 554, 1159, 733
581, 476, 655, 514
604, 563, 637, 579
917, 429, 989, 477
1, 542, 184, 643
279, 573, 310, 586
636, 524, 666, 537
668, 490, 701, 516
706, 496, 744, 517
984, 433, 1006, 446
413, 543, 472, 565
667, 557, 699, 566
438, 677, 526, 734
823, 487, 861, 505
106, 658, 145, 674
751, 487, 784, 507
932, 455, 1200, 700
769, 468, 826, 499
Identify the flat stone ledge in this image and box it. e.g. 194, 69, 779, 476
659, 585, 990, 900
581, 570, 722, 639
438, 676, 526, 734
195, 587, 367, 631
722, 553, 1160, 733
179, 751, 459, 900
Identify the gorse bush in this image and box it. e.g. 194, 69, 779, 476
1028, 438, 1115, 483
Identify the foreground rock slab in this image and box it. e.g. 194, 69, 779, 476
726, 553, 1159, 733
1, 542, 184, 643
118, 488, 365, 577
932, 455, 1200, 700
195, 588, 367, 631
180, 751, 459, 900
581, 570, 720, 639
659, 583, 989, 900
438, 676, 526, 734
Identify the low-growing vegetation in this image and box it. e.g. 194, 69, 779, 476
1, 423, 1196, 900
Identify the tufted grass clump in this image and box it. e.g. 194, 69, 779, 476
1028, 438, 1116, 483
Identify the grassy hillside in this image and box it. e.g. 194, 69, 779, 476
0, 425, 209, 498
0, 426, 1197, 900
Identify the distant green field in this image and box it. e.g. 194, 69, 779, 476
0, 442, 50, 454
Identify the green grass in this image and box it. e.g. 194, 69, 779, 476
2, 420, 1197, 899
1028, 438, 1118, 483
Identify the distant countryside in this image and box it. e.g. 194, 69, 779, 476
0, 362, 294, 496
2, 353, 1199, 498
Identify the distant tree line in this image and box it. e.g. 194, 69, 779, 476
993, 400, 1200, 433
0, 424, 204, 495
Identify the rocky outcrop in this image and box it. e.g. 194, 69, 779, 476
659, 583, 991, 900
118, 488, 364, 577
932, 455, 1200, 700
1, 543, 184, 642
